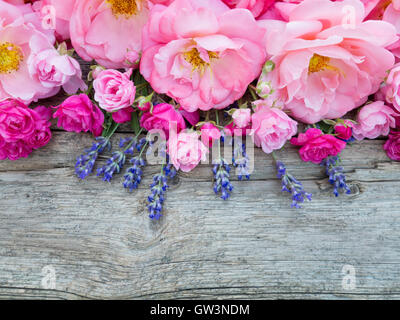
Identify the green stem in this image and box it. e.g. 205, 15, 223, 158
249, 85, 258, 101
215, 110, 221, 160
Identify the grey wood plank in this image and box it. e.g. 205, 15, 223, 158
0, 131, 400, 299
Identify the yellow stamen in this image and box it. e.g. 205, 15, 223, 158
106, 0, 141, 18
0, 42, 23, 74
308, 54, 339, 74
183, 48, 218, 73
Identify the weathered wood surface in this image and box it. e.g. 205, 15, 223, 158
1, 129, 400, 299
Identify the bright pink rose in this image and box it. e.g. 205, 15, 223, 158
222, 0, 275, 18
1, 140, 33, 160
232, 108, 251, 128
224, 122, 251, 137
382, 63, 400, 112
258, 0, 397, 124
140, 0, 266, 112
0, 21, 61, 103
140, 103, 186, 139
251, 100, 297, 153
0, 99, 36, 142
27, 38, 87, 96
179, 107, 200, 127
0, 100, 52, 160
33, 0, 76, 41
169, 130, 209, 172
291, 128, 347, 164
93, 69, 136, 112
353, 101, 396, 140
201, 122, 221, 147
69, 0, 149, 69
334, 120, 353, 141
112, 108, 134, 124
384, 131, 400, 161
53, 94, 104, 136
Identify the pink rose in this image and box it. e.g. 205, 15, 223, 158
70, 0, 149, 69
0, 21, 61, 103
179, 107, 200, 127
112, 108, 134, 124
0, 99, 36, 142
383, 63, 400, 112
93, 69, 136, 112
258, 0, 397, 124
232, 108, 251, 128
201, 122, 221, 147
34, 0, 76, 41
53, 94, 104, 137
140, 103, 186, 140
28, 37, 87, 96
251, 101, 297, 154
384, 131, 400, 161
169, 130, 209, 172
334, 120, 353, 141
224, 122, 251, 137
140, 0, 266, 112
0, 99, 52, 160
353, 101, 396, 140
1, 140, 33, 161
222, 0, 275, 18
291, 128, 347, 164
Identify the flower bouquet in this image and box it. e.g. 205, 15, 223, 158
1, 0, 400, 219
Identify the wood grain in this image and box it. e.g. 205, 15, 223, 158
1, 131, 400, 299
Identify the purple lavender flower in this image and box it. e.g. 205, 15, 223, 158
75, 137, 111, 179
213, 158, 233, 200
122, 138, 149, 191
276, 160, 312, 208
233, 142, 250, 181
321, 156, 351, 197
147, 159, 177, 220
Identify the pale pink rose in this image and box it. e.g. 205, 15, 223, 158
2, 0, 56, 44
33, 0, 76, 41
27, 37, 87, 95
0, 21, 60, 103
169, 130, 208, 172
222, 0, 275, 18
382, 63, 400, 112
53, 94, 104, 136
251, 100, 297, 154
70, 0, 149, 69
201, 122, 221, 147
258, 0, 397, 124
140, 103, 186, 140
353, 101, 397, 140
93, 69, 136, 112
140, 0, 266, 112
232, 108, 251, 128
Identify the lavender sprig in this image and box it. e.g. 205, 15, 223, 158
75, 137, 111, 179
213, 158, 234, 200
233, 142, 250, 181
275, 160, 312, 208
321, 156, 351, 197
147, 158, 176, 220
123, 138, 148, 191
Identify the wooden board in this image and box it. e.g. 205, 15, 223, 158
1, 130, 400, 299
